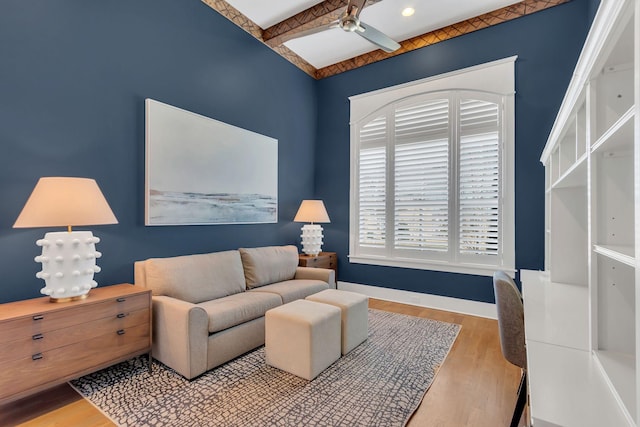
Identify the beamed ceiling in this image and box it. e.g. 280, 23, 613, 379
202, 0, 570, 79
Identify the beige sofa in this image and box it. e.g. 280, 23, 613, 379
134, 245, 335, 379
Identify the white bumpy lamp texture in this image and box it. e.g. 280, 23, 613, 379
36, 231, 102, 300
300, 224, 324, 256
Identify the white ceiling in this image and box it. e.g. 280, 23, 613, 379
224, 0, 522, 69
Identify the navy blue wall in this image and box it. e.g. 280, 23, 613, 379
315, 0, 593, 303
0, 0, 316, 303
0, 0, 596, 305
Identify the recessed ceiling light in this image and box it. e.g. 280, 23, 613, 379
402, 7, 415, 17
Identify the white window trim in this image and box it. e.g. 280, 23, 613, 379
348, 56, 516, 277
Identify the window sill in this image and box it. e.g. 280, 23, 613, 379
348, 255, 516, 277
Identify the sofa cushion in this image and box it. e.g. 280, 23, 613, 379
250, 279, 329, 304
239, 245, 299, 289
144, 250, 246, 304
199, 291, 282, 334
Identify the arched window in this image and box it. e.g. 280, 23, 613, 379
349, 58, 515, 276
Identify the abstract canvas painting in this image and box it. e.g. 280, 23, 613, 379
145, 99, 278, 225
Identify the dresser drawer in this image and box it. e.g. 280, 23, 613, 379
0, 322, 150, 401
0, 293, 149, 342
0, 308, 150, 364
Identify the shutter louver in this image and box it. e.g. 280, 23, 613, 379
351, 60, 515, 274
359, 116, 387, 248
459, 99, 500, 255
394, 100, 449, 251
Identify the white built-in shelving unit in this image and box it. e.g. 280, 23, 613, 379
522, 0, 640, 425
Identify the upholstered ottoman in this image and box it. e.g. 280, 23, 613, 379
265, 299, 341, 380
306, 289, 369, 355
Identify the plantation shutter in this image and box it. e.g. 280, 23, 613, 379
394, 99, 449, 252
358, 116, 387, 248
458, 99, 500, 256
349, 57, 515, 275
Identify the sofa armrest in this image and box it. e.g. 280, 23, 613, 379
295, 266, 336, 289
134, 260, 148, 288
152, 295, 209, 379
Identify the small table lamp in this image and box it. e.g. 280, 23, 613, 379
13, 177, 118, 302
294, 200, 330, 256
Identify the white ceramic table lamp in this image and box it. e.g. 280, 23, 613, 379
294, 200, 330, 256
13, 177, 118, 302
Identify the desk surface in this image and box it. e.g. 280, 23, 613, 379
521, 270, 631, 427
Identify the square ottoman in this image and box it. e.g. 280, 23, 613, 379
265, 299, 341, 380
306, 289, 369, 355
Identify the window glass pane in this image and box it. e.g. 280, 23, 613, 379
459, 99, 500, 255
359, 116, 387, 248
394, 100, 449, 251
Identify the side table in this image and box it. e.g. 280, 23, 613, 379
298, 251, 337, 280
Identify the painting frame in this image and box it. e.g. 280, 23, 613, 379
145, 99, 278, 226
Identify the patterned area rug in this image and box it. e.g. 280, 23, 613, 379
71, 309, 460, 427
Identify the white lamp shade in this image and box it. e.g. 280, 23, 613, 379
14, 177, 118, 228
294, 200, 330, 223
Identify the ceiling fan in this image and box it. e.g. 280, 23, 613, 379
288, 0, 401, 53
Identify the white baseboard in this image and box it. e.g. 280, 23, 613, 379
337, 281, 497, 319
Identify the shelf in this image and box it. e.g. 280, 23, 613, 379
576, 102, 587, 158
594, 57, 634, 141
595, 350, 637, 424
559, 119, 577, 173
551, 152, 588, 189
593, 245, 635, 267
596, 255, 635, 382
592, 106, 635, 153
549, 186, 588, 285
594, 143, 634, 248
538, 1, 638, 424
550, 149, 560, 183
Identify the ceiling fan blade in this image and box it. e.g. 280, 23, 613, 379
357, 21, 400, 53
283, 21, 339, 43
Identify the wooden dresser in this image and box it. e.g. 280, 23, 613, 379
0, 284, 151, 404
298, 252, 337, 279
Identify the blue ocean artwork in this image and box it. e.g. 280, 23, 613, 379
145, 99, 278, 226
148, 190, 277, 225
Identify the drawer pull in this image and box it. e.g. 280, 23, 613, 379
32, 315, 44, 321
116, 297, 126, 302
32, 333, 44, 340
32, 353, 43, 361
117, 329, 125, 335
117, 313, 127, 319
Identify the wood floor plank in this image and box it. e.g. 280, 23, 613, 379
373, 300, 524, 427
0, 298, 523, 426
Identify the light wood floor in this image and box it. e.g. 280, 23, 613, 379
0, 299, 524, 427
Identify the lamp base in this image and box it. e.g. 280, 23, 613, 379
50, 294, 89, 303
34, 231, 102, 302
300, 224, 324, 256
